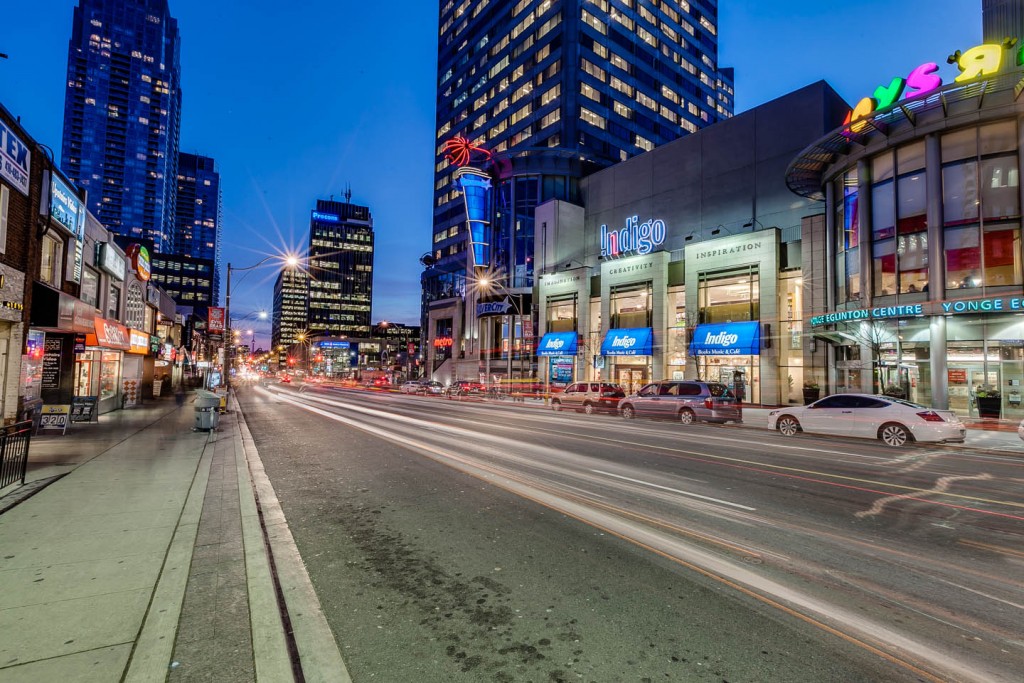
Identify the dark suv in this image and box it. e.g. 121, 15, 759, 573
551, 382, 626, 414
446, 380, 485, 398
618, 381, 742, 424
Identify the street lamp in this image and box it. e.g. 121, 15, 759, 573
475, 275, 526, 392
226, 254, 300, 392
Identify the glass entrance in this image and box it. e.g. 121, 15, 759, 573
698, 357, 760, 404
947, 342, 1000, 417
616, 366, 648, 395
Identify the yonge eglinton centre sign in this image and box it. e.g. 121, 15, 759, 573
811, 296, 1024, 327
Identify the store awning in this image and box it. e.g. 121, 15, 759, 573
601, 328, 653, 356
536, 332, 579, 356
86, 317, 130, 350
689, 322, 761, 356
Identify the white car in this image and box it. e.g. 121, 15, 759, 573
1018, 419, 1024, 441
768, 393, 965, 447
400, 381, 423, 394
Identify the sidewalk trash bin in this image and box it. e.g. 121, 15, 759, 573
194, 390, 221, 431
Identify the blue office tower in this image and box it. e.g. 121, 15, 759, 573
60, 0, 182, 252
176, 152, 222, 304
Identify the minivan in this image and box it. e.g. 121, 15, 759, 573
618, 381, 742, 424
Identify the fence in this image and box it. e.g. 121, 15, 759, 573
0, 421, 33, 490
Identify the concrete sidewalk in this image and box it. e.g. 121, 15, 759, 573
0, 393, 347, 682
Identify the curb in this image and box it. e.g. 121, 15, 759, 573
233, 394, 352, 683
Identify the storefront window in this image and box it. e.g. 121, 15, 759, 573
81, 268, 100, 308
611, 283, 652, 329
75, 350, 101, 397
40, 234, 64, 286
546, 294, 577, 333
779, 275, 804, 404
108, 283, 120, 320
873, 239, 897, 295
943, 122, 1022, 293
666, 287, 687, 378
100, 351, 121, 400
698, 269, 759, 324
835, 170, 861, 301
872, 144, 928, 296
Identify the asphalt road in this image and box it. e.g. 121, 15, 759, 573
237, 383, 1024, 683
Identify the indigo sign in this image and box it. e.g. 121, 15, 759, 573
600, 216, 666, 258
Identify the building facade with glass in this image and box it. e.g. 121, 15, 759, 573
523, 82, 849, 404
307, 198, 374, 339
175, 153, 222, 303
60, 0, 182, 252
788, 37, 1024, 418
424, 0, 734, 382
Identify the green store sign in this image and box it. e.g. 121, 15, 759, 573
811, 296, 1024, 327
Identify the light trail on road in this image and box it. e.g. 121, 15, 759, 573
255, 384, 1024, 682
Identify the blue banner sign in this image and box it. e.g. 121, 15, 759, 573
537, 332, 578, 356
600, 328, 653, 356
476, 300, 510, 317
0, 120, 30, 195
689, 322, 761, 356
318, 340, 351, 349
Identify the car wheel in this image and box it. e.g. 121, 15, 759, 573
551, 400, 562, 412
777, 415, 800, 437
879, 423, 912, 447
678, 408, 696, 425
621, 404, 636, 419
583, 402, 595, 415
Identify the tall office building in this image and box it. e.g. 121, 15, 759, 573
272, 267, 309, 350
175, 152, 222, 303
60, 0, 182, 252
307, 197, 375, 338
983, 0, 1024, 41
424, 0, 733, 377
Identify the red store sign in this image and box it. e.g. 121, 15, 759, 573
87, 317, 131, 350
433, 337, 453, 348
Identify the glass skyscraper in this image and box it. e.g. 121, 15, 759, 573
272, 267, 309, 350
175, 152, 222, 303
424, 0, 733, 377
307, 198, 375, 338
60, 0, 182, 252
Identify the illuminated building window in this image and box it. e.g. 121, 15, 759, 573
581, 82, 600, 102
580, 107, 606, 129
613, 101, 632, 119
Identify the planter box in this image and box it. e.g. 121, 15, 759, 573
976, 396, 1001, 419
803, 388, 820, 405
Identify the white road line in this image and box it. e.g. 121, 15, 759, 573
592, 469, 756, 511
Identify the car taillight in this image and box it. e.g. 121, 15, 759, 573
916, 411, 945, 422
704, 397, 713, 410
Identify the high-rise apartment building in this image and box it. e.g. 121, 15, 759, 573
175, 152, 222, 303
307, 197, 374, 338
272, 267, 309, 350
60, 0, 182, 252
983, 0, 1024, 41
424, 0, 733, 379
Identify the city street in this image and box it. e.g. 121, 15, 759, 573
237, 383, 1024, 683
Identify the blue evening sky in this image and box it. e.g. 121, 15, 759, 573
1, 1, 981, 345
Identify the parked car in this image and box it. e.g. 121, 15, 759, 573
618, 381, 742, 424
767, 394, 965, 447
551, 382, 626, 414
400, 380, 423, 394
419, 380, 445, 395
447, 381, 485, 398
1019, 418, 1024, 441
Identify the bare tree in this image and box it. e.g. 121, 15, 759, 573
838, 321, 900, 396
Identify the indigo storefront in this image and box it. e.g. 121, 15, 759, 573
788, 36, 1024, 417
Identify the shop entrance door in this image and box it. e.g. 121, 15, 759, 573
616, 367, 647, 395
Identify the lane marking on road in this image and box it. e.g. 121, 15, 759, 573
855, 474, 994, 519
592, 469, 755, 511
958, 538, 1024, 561
261, 386, 1024, 517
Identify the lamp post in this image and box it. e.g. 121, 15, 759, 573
477, 276, 526, 393
226, 255, 299, 392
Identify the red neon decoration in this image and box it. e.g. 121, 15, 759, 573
442, 136, 491, 167
433, 337, 454, 348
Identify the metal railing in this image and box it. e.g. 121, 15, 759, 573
0, 421, 33, 490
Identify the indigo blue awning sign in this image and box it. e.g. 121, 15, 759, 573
600, 328, 653, 356
537, 332, 578, 356
689, 322, 761, 356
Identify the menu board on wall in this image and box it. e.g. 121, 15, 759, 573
42, 338, 63, 390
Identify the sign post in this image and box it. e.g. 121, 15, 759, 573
40, 404, 71, 435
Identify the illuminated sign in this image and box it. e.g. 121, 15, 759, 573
940, 296, 1024, 313
318, 340, 351, 349
127, 245, 151, 281
689, 322, 761, 356
600, 216, 666, 258
0, 120, 30, 195
208, 307, 225, 333
97, 243, 126, 281
456, 168, 492, 269
476, 300, 511, 317
845, 39, 1018, 133
433, 337, 453, 348
600, 328, 654, 356
48, 173, 85, 283
442, 136, 491, 167
811, 304, 923, 327
312, 211, 340, 223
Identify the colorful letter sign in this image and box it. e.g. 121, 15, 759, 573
844, 39, 1018, 133
601, 216, 667, 258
